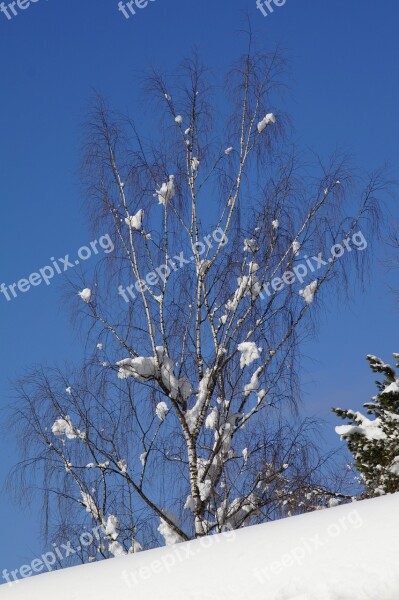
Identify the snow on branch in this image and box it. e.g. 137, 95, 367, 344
158, 511, 185, 546
335, 412, 386, 441
186, 369, 212, 433
154, 175, 175, 206
257, 112, 276, 133
237, 342, 262, 369
299, 280, 318, 304
116, 347, 192, 402
81, 491, 103, 522
125, 209, 144, 231
52, 416, 86, 441
224, 262, 262, 315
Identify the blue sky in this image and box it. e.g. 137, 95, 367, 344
0, 0, 398, 577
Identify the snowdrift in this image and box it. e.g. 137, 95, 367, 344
2, 494, 399, 600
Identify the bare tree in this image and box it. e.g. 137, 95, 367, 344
385, 224, 399, 305
8, 46, 386, 563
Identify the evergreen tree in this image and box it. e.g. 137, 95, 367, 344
334, 353, 399, 497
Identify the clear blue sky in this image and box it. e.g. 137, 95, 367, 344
0, 0, 398, 576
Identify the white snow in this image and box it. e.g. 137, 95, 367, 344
205, 406, 219, 430
237, 342, 261, 369
105, 515, 120, 541
196, 259, 210, 277
184, 495, 195, 511
108, 541, 126, 557
243, 366, 262, 397
81, 492, 102, 521
336, 412, 387, 441
157, 511, 185, 546
117, 356, 157, 380
198, 479, 212, 501
381, 380, 399, 395
224, 146, 233, 155
156, 401, 169, 421
51, 416, 85, 440
117, 459, 128, 474
3, 494, 399, 599
190, 157, 200, 171
389, 457, 399, 476
116, 347, 192, 402
175, 115, 183, 124
243, 238, 258, 253
292, 240, 301, 255
226, 262, 262, 312
186, 369, 211, 433
257, 113, 276, 133
154, 175, 175, 206
78, 288, 91, 303
257, 389, 267, 403
129, 539, 142, 553
125, 209, 144, 231
328, 498, 341, 508
299, 280, 318, 304
272, 219, 279, 229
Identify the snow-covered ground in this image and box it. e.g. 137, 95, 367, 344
2, 494, 399, 599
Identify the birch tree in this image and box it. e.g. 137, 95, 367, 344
9, 48, 385, 562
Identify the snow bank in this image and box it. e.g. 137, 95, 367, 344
2, 494, 399, 599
